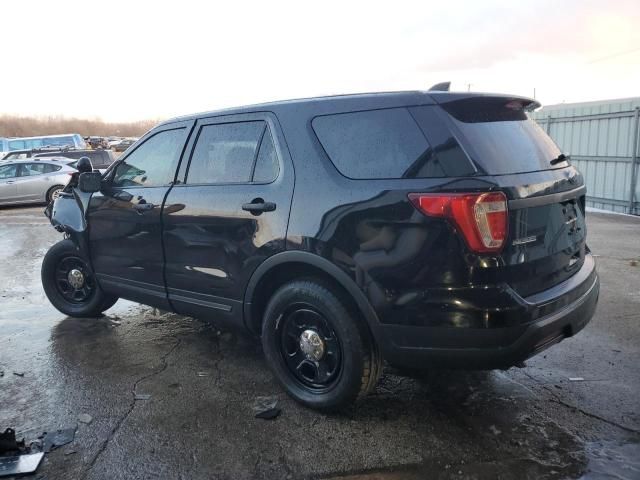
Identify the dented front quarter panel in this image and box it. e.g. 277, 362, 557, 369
46, 188, 95, 261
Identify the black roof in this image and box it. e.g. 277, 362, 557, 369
159, 90, 539, 127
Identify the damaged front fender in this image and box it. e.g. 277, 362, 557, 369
45, 186, 95, 259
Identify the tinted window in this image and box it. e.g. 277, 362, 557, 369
252, 129, 279, 183
187, 121, 264, 184
112, 128, 185, 187
437, 98, 563, 175
312, 108, 474, 179
0, 164, 18, 179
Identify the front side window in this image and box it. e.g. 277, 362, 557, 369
0, 164, 18, 179
112, 128, 186, 188
187, 121, 265, 184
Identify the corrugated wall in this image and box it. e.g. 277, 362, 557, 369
531, 97, 640, 214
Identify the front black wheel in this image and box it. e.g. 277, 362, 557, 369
42, 239, 118, 317
262, 280, 381, 410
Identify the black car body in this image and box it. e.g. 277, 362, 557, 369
43, 91, 599, 409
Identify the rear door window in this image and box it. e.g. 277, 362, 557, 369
187, 121, 265, 184
252, 128, 279, 183
312, 108, 476, 179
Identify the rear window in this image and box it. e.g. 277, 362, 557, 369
438, 98, 564, 175
312, 107, 475, 179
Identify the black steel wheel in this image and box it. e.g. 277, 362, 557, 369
279, 305, 343, 391
262, 280, 382, 411
42, 239, 118, 317
54, 255, 96, 303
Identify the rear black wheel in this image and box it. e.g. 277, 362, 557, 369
42, 239, 118, 317
262, 280, 381, 410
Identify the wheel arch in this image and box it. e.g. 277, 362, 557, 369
243, 251, 382, 340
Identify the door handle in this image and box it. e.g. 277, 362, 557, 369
242, 199, 276, 215
133, 203, 155, 212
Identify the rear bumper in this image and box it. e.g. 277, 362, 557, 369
377, 255, 599, 370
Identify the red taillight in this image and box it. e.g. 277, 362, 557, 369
409, 192, 508, 254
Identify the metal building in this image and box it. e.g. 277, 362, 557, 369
531, 97, 640, 215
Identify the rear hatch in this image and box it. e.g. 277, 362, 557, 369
416, 94, 587, 297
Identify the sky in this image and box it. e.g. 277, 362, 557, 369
2, 0, 639, 122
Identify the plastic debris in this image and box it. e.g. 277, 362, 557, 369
0, 452, 44, 477
569, 377, 585, 382
196, 372, 209, 377
252, 396, 281, 420
42, 427, 76, 453
12, 372, 24, 378
134, 393, 151, 400
78, 414, 93, 424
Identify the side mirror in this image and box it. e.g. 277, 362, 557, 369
78, 172, 102, 193
76, 156, 93, 173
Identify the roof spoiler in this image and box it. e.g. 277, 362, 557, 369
428, 81, 451, 92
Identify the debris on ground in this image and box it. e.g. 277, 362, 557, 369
569, 377, 585, 382
42, 427, 76, 453
0, 428, 24, 454
630, 259, 638, 267
489, 425, 502, 435
134, 393, 152, 400
196, 371, 209, 377
0, 452, 44, 477
12, 372, 24, 377
0, 426, 75, 477
77, 414, 93, 424
252, 396, 281, 420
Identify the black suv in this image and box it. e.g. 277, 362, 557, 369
42, 91, 599, 410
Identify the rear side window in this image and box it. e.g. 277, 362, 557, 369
312, 108, 476, 179
187, 121, 265, 184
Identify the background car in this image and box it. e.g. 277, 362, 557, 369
0, 158, 76, 205
114, 138, 135, 152
2, 148, 116, 169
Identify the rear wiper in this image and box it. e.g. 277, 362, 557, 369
550, 153, 570, 165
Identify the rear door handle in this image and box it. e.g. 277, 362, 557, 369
133, 203, 155, 212
242, 200, 276, 215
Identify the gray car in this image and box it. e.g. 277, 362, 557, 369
0, 159, 76, 206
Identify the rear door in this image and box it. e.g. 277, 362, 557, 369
162, 112, 293, 326
86, 122, 193, 308
15, 162, 63, 201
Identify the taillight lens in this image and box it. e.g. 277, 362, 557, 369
409, 192, 508, 254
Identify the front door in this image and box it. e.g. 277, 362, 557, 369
87, 122, 193, 308
162, 113, 294, 327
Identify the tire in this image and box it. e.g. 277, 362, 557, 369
262, 279, 382, 411
41, 239, 118, 317
46, 185, 64, 203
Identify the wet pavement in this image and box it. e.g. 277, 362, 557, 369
0, 206, 639, 479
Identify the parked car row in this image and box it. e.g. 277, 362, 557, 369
0, 145, 117, 206
83, 136, 138, 151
